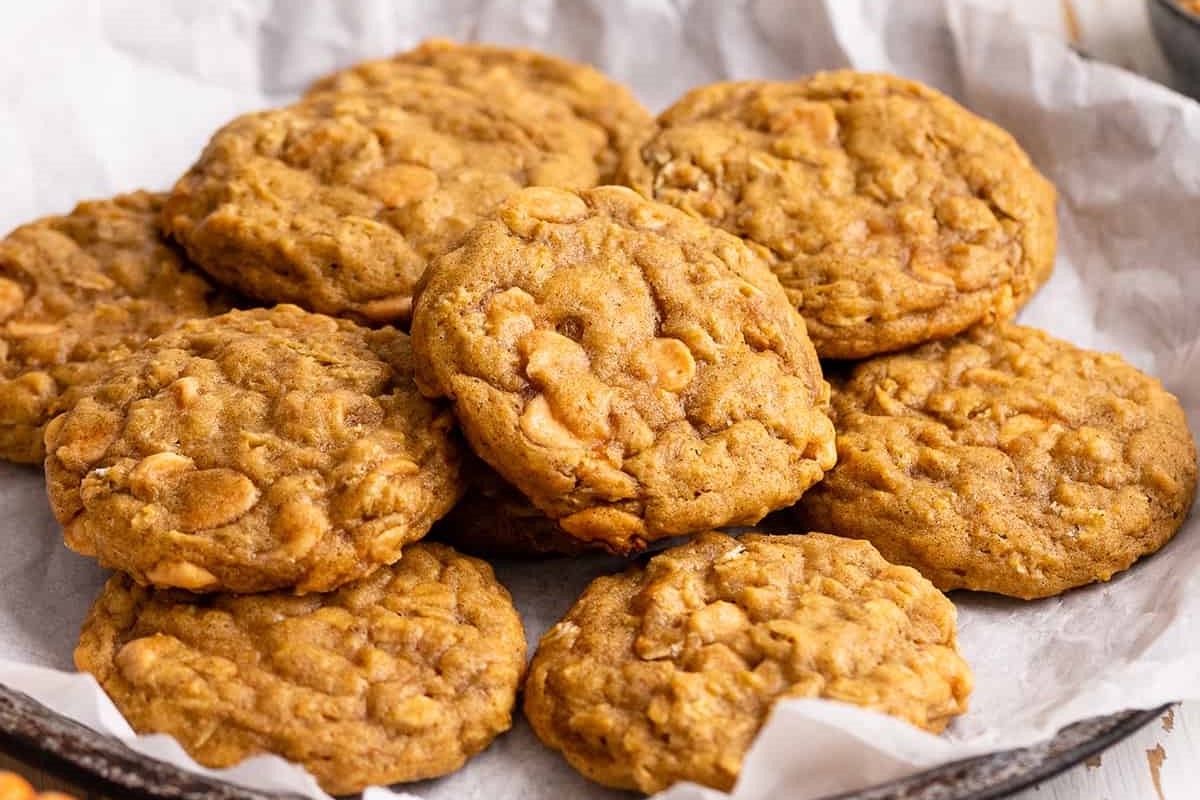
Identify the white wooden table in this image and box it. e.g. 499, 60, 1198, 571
984, 4, 1195, 798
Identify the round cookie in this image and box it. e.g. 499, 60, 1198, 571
524, 531, 973, 793
45, 305, 462, 594
621, 71, 1058, 359
433, 455, 599, 558
795, 323, 1198, 599
307, 38, 653, 182
162, 79, 600, 325
412, 185, 837, 553
75, 542, 526, 795
0, 192, 225, 464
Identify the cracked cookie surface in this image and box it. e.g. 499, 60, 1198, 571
163, 79, 599, 325
620, 71, 1058, 359
307, 38, 652, 183
45, 305, 462, 594
0, 192, 225, 463
795, 323, 1198, 599
412, 185, 836, 552
75, 543, 526, 795
524, 531, 972, 793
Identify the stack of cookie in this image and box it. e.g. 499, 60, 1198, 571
0, 39, 1194, 797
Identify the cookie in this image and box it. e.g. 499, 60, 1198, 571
412, 185, 836, 553
433, 455, 599, 558
0, 192, 225, 464
45, 305, 462, 594
524, 531, 972, 793
307, 38, 653, 183
75, 543, 526, 795
795, 323, 1198, 599
162, 79, 600, 325
620, 71, 1058, 359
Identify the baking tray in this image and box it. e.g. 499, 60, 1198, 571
0, 683, 1165, 800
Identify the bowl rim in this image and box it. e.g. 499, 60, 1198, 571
0, 681, 1171, 800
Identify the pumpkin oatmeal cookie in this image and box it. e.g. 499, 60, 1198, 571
0, 192, 225, 463
433, 455, 599, 558
76, 543, 525, 795
795, 323, 1198, 599
307, 38, 653, 182
162, 79, 599, 325
524, 531, 973, 793
45, 305, 461, 594
411, 186, 836, 553
621, 71, 1058, 359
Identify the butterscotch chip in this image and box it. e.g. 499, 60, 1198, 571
162, 79, 599, 325
525, 532, 972, 793
45, 305, 461, 593
433, 455, 599, 558
412, 186, 836, 552
795, 323, 1198, 599
75, 543, 525, 795
0, 192, 225, 463
621, 72, 1058, 359
307, 38, 653, 183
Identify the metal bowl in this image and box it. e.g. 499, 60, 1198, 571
0, 683, 1166, 800
1148, 0, 1200, 98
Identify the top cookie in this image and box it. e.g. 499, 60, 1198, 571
524, 532, 973, 793
0, 192, 225, 463
795, 323, 1198, 599
45, 305, 462, 594
620, 72, 1058, 359
307, 39, 653, 183
412, 185, 836, 552
163, 79, 600, 325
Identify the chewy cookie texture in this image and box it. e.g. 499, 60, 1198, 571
797, 323, 1198, 599
0, 192, 225, 464
412, 185, 837, 552
163, 78, 600, 325
622, 71, 1058, 359
525, 532, 973, 793
306, 38, 653, 183
45, 305, 461, 594
75, 543, 526, 795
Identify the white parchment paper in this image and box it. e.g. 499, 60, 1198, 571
1, 2, 1198, 799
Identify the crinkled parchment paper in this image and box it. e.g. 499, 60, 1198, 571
0, 2, 1197, 799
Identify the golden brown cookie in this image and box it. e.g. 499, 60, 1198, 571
0, 192, 225, 464
525, 531, 972, 793
307, 38, 653, 183
45, 305, 462, 594
621, 72, 1058, 359
76, 543, 526, 795
795, 323, 1198, 599
412, 185, 836, 553
433, 455, 599, 558
162, 79, 600, 325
